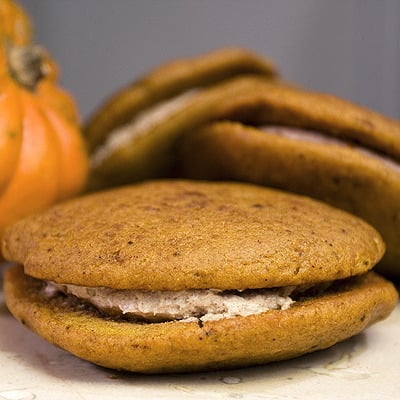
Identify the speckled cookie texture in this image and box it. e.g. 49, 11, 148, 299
1, 180, 385, 290
4, 265, 398, 373
178, 81, 400, 278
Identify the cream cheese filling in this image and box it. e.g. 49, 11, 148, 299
262, 126, 400, 174
44, 282, 295, 323
91, 89, 200, 168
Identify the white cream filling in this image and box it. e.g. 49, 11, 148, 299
91, 89, 200, 168
44, 282, 295, 322
263, 126, 400, 174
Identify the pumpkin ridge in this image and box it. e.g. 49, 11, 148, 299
0, 91, 60, 237
0, 79, 22, 194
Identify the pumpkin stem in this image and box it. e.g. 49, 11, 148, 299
7, 44, 46, 90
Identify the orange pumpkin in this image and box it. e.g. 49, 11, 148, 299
0, 0, 31, 46
0, 0, 89, 240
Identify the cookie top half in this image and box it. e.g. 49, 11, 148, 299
2, 180, 384, 290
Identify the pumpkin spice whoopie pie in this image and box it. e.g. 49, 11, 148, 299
84, 48, 278, 189
2, 180, 397, 373
178, 80, 400, 278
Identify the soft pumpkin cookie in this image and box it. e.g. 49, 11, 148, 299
2, 180, 397, 373
178, 81, 400, 278
84, 48, 278, 189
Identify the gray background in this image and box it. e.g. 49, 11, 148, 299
19, 0, 400, 121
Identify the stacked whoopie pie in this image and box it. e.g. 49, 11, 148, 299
2, 48, 399, 374
179, 80, 400, 279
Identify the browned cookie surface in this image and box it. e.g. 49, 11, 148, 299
2, 180, 384, 290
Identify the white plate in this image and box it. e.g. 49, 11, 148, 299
0, 268, 399, 400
